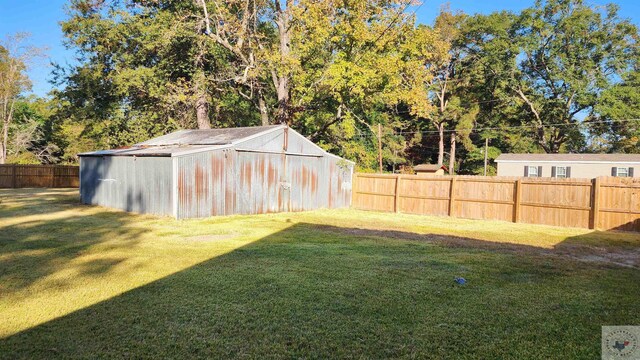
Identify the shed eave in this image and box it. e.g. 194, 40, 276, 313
78, 153, 173, 157
169, 144, 234, 157
235, 148, 323, 157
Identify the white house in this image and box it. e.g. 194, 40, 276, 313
495, 153, 640, 179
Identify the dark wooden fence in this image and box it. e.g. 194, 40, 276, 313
0, 164, 79, 188
352, 173, 640, 232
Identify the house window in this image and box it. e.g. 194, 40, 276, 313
551, 166, 571, 178
527, 166, 538, 177
617, 167, 629, 177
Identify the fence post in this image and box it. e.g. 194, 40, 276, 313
448, 177, 456, 216
351, 173, 358, 209
590, 177, 600, 230
513, 179, 522, 223
394, 175, 401, 213
49, 166, 55, 188
12, 164, 17, 188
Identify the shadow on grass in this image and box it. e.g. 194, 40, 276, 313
318, 225, 640, 268
0, 189, 78, 212
0, 189, 147, 291
1, 222, 639, 359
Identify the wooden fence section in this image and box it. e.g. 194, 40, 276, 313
0, 164, 79, 188
352, 173, 640, 232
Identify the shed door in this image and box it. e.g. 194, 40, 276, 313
284, 154, 321, 212
279, 174, 290, 213
236, 151, 283, 214
235, 151, 320, 214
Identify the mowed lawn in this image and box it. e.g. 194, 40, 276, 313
1, 189, 639, 359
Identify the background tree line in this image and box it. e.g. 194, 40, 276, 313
1, 0, 638, 174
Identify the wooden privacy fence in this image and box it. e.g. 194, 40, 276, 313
0, 164, 79, 188
352, 173, 640, 232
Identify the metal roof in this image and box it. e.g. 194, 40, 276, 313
495, 153, 640, 163
79, 145, 220, 157
79, 125, 283, 157
135, 125, 282, 146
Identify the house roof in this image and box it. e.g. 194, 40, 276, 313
495, 153, 640, 163
414, 164, 448, 172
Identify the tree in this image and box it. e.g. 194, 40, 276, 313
197, 0, 442, 169
57, 0, 254, 145
0, 33, 43, 164
590, 69, 640, 152
423, 8, 466, 166
57, 0, 442, 170
7, 97, 62, 164
510, 0, 637, 153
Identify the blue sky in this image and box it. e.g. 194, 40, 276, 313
1, 0, 639, 97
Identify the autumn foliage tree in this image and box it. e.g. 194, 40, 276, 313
41, 0, 639, 171
0, 34, 43, 164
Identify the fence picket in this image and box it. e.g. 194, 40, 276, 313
352, 173, 640, 232
0, 164, 79, 189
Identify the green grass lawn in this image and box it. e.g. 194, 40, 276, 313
1, 188, 639, 359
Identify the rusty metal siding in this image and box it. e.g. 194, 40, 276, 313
335, 157, 354, 208
287, 155, 321, 211
235, 151, 284, 215
323, 155, 353, 209
79, 156, 173, 216
174, 150, 227, 219
173, 148, 353, 219
81, 126, 353, 219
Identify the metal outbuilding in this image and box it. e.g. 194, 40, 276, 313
79, 125, 354, 218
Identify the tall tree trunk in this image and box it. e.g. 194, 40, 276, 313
437, 122, 444, 165
449, 132, 456, 175
258, 91, 269, 126
195, 95, 211, 129
274, 0, 291, 124
1, 100, 14, 164
0, 123, 7, 164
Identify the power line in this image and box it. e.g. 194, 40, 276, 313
396, 118, 640, 135
341, 118, 640, 139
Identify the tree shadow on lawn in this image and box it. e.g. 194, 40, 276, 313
0, 189, 147, 292
1, 223, 638, 359
0, 211, 147, 291
0, 188, 78, 207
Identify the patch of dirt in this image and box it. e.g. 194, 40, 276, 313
321, 226, 640, 269
572, 250, 640, 269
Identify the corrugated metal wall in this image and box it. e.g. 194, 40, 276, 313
80, 156, 173, 216
235, 151, 284, 215
81, 127, 353, 219
175, 150, 229, 218
174, 149, 353, 219
325, 156, 353, 209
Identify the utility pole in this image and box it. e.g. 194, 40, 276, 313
483, 138, 489, 176
378, 123, 383, 173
